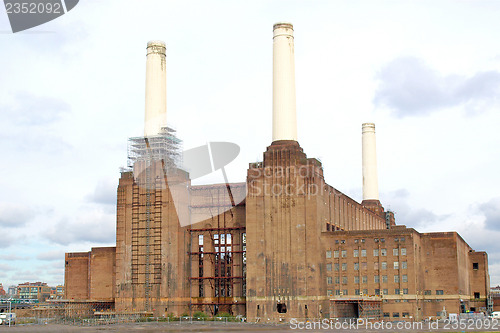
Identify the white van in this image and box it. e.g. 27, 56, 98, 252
0, 312, 16, 325
491, 312, 500, 319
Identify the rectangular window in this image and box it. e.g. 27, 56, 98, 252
473, 262, 479, 270
474, 292, 480, 299
354, 276, 359, 284
362, 276, 367, 283
326, 250, 332, 259
335, 290, 340, 295
355, 289, 360, 295
374, 275, 379, 283
354, 239, 359, 244
402, 275, 408, 283
334, 263, 339, 271
381, 248, 387, 256
361, 249, 367, 257
342, 276, 348, 284
394, 275, 400, 283
354, 249, 359, 257
361, 262, 367, 270
327, 277, 332, 284
381, 262, 387, 270
383, 312, 390, 318
383, 288, 388, 295
342, 263, 347, 271
436, 290, 444, 295
363, 289, 368, 295
402, 312, 410, 318
401, 248, 406, 255
394, 261, 399, 269
343, 289, 348, 296
393, 248, 399, 256
373, 249, 379, 257
327, 289, 333, 296
395, 288, 400, 295
341, 250, 347, 258
198, 235, 204, 245
326, 263, 332, 271
403, 288, 408, 294
375, 289, 380, 295
334, 250, 339, 258
354, 263, 359, 271
424, 290, 431, 295
401, 261, 407, 269
374, 262, 379, 270
382, 275, 388, 283
335, 276, 340, 284
393, 312, 400, 318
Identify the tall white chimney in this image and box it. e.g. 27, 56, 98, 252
272, 23, 298, 142
362, 123, 379, 201
144, 41, 167, 137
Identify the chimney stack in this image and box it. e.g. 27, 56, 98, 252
144, 41, 167, 137
272, 23, 297, 142
362, 123, 379, 201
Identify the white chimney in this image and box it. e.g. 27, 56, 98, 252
144, 41, 167, 137
272, 23, 298, 142
362, 123, 379, 201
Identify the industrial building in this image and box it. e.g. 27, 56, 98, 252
64, 23, 490, 322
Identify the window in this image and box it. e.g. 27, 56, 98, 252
343, 289, 348, 296
373, 249, 379, 257
400, 237, 405, 242
381, 238, 385, 243
363, 289, 368, 295
354, 263, 359, 271
394, 238, 399, 242
393, 248, 399, 256
342, 276, 348, 284
401, 248, 406, 255
382, 275, 388, 283
335, 276, 340, 284
326, 250, 332, 259
383, 312, 390, 318
361, 249, 367, 257
473, 262, 479, 270
374, 275, 380, 283
436, 290, 444, 295
374, 238, 379, 243
334, 263, 339, 271
395, 288, 400, 295
375, 289, 380, 295
199, 235, 204, 245
403, 288, 408, 294
393, 312, 400, 318
394, 275, 400, 283
374, 262, 379, 270
424, 290, 431, 295
354, 276, 359, 284
401, 261, 407, 269
381, 248, 387, 256
334, 250, 339, 258
327, 277, 332, 284
342, 263, 347, 271
327, 289, 333, 296
394, 262, 399, 269
362, 276, 367, 283
335, 240, 339, 244
402, 312, 410, 318
355, 289, 360, 295
340, 240, 346, 244
335, 290, 340, 295
383, 288, 388, 295
402, 275, 408, 283
354, 239, 359, 244
381, 262, 387, 270
361, 262, 367, 270
326, 263, 332, 271
474, 292, 480, 299
354, 249, 359, 257
277, 303, 287, 313
361, 239, 365, 243
341, 250, 347, 258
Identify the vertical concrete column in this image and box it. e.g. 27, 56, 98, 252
273, 23, 298, 142
144, 41, 167, 137
362, 123, 379, 201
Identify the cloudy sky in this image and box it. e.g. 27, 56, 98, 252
1, 0, 500, 288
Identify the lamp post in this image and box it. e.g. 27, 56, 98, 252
8, 300, 12, 327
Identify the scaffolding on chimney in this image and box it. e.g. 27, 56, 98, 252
127, 127, 182, 170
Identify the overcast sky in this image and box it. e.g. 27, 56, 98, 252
1, 0, 500, 288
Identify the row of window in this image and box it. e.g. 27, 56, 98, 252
383, 312, 410, 318
327, 288, 409, 296
327, 274, 409, 284
326, 261, 408, 271
326, 248, 407, 259
335, 237, 406, 245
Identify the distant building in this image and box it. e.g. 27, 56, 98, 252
7, 286, 16, 297
17, 282, 51, 302
491, 286, 500, 311
0, 283, 6, 297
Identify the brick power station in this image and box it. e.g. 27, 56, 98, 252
64, 23, 490, 321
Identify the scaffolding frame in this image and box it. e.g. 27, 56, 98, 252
331, 299, 381, 320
